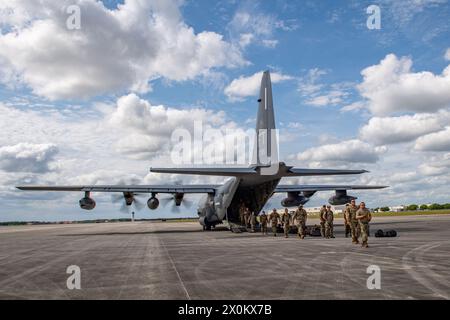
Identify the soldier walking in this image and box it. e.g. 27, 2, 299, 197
324, 205, 335, 238
319, 205, 327, 237
259, 211, 268, 235
281, 208, 291, 238
250, 211, 257, 232
292, 204, 307, 239
343, 203, 351, 238
356, 202, 372, 248
345, 199, 360, 244
269, 209, 280, 237
243, 208, 251, 228
239, 202, 246, 226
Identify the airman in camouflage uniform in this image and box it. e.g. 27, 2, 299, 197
243, 208, 251, 228
239, 203, 246, 226
259, 211, 268, 235
356, 202, 372, 248
319, 205, 327, 237
269, 209, 280, 236
250, 211, 257, 232
292, 204, 307, 239
343, 203, 351, 238
281, 208, 291, 238
345, 199, 360, 244
324, 205, 335, 238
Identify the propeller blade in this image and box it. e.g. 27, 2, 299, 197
111, 194, 123, 203
134, 197, 144, 211
183, 198, 194, 208
170, 202, 181, 213
120, 203, 130, 214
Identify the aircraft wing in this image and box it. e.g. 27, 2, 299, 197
16, 185, 220, 194
275, 185, 388, 193
286, 168, 369, 176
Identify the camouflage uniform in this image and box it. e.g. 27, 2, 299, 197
344, 204, 351, 238
269, 210, 280, 236
356, 208, 372, 247
239, 205, 245, 226
281, 211, 291, 238
345, 205, 360, 244
250, 212, 257, 232
292, 207, 307, 239
243, 209, 251, 228
259, 212, 268, 235
319, 207, 327, 237
324, 208, 334, 238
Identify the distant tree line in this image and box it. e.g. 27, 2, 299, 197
373, 203, 450, 212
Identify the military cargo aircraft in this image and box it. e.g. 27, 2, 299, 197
17, 71, 387, 230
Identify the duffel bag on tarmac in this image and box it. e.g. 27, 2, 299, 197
375, 229, 397, 237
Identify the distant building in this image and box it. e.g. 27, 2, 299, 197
389, 205, 406, 212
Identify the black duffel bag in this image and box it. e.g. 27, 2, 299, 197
375, 229, 397, 237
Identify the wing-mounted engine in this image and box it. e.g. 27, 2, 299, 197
328, 190, 357, 205
79, 191, 96, 210
281, 191, 311, 207
147, 194, 159, 210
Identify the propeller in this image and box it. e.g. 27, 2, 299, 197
159, 193, 193, 213
111, 192, 145, 213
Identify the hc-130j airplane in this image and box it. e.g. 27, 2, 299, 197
18, 71, 387, 230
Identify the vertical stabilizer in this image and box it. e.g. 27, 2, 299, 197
252, 71, 278, 166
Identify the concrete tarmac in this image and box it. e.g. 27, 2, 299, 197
0, 215, 449, 300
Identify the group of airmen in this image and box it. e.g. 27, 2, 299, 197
238, 198, 372, 248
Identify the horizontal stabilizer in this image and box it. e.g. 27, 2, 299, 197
150, 167, 257, 176
275, 185, 388, 193
286, 168, 369, 176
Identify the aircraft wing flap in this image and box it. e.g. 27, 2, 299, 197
275, 185, 388, 193
17, 185, 219, 194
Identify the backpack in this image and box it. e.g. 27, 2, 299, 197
375, 229, 397, 237
309, 225, 321, 237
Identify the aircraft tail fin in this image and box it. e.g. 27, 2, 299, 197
252, 71, 279, 166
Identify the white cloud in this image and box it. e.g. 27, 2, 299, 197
358, 54, 450, 115
108, 93, 229, 159
341, 101, 366, 113
224, 71, 293, 101
297, 139, 385, 164
227, 4, 298, 49
298, 69, 352, 107
414, 127, 450, 151
0, 143, 58, 173
262, 39, 279, 48
359, 111, 450, 145
0, 0, 246, 100
445, 48, 450, 61
298, 68, 327, 96
383, 0, 448, 26
305, 90, 348, 107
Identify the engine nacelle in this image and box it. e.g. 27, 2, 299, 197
328, 190, 357, 205
79, 197, 96, 210
281, 192, 309, 207
173, 193, 184, 206
147, 197, 159, 210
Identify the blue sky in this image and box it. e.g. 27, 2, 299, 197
0, 0, 449, 221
